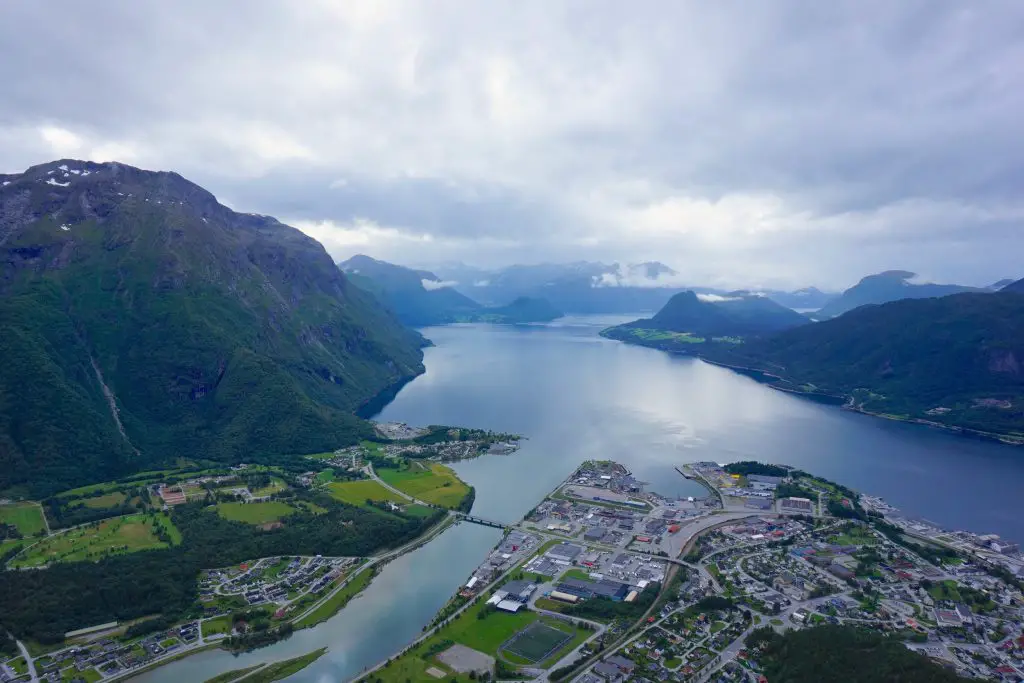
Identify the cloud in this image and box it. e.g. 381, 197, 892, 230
1, 1, 1022, 288
696, 293, 741, 302
591, 264, 690, 289
421, 278, 458, 291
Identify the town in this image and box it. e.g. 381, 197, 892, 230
4, 456, 1024, 682
360, 460, 1024, 683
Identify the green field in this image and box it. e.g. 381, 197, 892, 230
215, 501, 296, 525
371, 599, 536, 682
78, 491, 128, 509
439, 600, 538, 654
326, 479, 406, 506
402, 504, 436, 518
378, 462, 470, 509
559, 568, 592, 581
627, 328, 706, 344
314, 469, 335, 485
294, 501, 327, 515
502, 621, 572, 663
10, 513, 180, 567
372, 599, 589, 682
263, 557, 291, 580
0, 502, 47, 535
61, 666, 102, 682
251, 477, 287, 497
201, 615, 233, 637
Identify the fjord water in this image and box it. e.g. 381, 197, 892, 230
381, 316, 1024, 538
136, 315, 1024, 683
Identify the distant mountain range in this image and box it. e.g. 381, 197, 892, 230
427, 261, 840, 314
0, 161, 425, 496
815, 270, 987, 318
339, 255, 562, 325
603, 287, 1024, 443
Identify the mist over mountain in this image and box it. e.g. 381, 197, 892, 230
428, 260, 833, 315
340, 255, 563, 325
339, 254, 483, 326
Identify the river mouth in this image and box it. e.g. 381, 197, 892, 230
132, 315, 1024, 682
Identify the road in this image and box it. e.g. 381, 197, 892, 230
364, 464, 419, 504
15, 638, 39, 683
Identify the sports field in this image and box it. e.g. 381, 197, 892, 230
0, 502, 47, 535
378, 462, 469, 508
10, 513, 180, 567
216, 501, 296, 525
501, 621, 572, 663
326, 480, 406, 506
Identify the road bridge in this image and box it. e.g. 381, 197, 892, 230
454, 513, 510, 530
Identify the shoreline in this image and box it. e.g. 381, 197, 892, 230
604, 332, 1024, 447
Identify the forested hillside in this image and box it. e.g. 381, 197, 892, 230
603, 290, 1024, 441
0, 160, 425, 496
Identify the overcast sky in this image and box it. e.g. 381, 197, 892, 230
2, 1, 1022, 289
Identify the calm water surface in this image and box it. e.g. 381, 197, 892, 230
136, 315, 1024, 682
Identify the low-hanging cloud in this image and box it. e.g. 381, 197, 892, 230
1, 1, 1022, 289
591, 263, 689, 289
421, 278, 459, 291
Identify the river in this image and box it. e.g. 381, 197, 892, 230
135, 314, 1024, 682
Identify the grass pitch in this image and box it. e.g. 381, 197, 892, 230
501, 621, 572, 663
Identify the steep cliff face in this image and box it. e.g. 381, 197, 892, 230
0, 160, 424, 495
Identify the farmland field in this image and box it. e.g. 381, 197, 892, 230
10, 513, 180, 567
215, 501, 296, 525
0, 502, 47, 535
326, 480, 406, 506
378, 462, 470, 508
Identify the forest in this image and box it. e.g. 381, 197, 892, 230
723, 461, 789, 477
745, 625, 972, 682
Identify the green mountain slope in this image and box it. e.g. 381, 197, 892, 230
608, 290, 1024, 442
816, 270, 982, 318
0, 160, 425, 496
604, 290, 809, 341
339, 254, 483, 326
